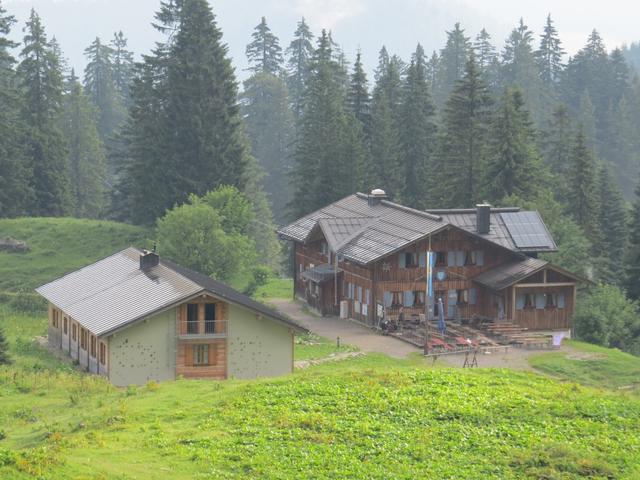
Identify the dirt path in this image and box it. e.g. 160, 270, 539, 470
271, 299, 420, 359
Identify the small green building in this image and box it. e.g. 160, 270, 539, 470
36, 248, 305, 386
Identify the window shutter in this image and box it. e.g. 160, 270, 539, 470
516, 294, 525, 310
456, 251, 465, 267
469, 288, 477, 305
403, 291, 414, 307
383, 292, 393, 307
419, 252, 426, 267
557, 292, 566, 308
476, 251, 484, 266
447, 290, 457, 317
399, 253, 406, 269
536, 293, 545, 309
358, 286, 363, 302
365, 289, 371, 305
185, 345, 194, 366
447, 251, 456, 266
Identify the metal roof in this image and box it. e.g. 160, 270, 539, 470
278, 194, 445, 265
472, 257, 548, 291
36, 248, 306, 336
428, 209, 558, 253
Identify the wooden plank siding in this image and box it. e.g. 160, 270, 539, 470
175, 294, 229, 379
294, 227, 578, 331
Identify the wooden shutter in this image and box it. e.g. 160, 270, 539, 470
447, 251, 455, 266
383, 292, 393, 307
185, 344, 194, 366
403, 291, 414, 307
469, 288, 477, 305
476, 251, 484, 266
419, 252, 426, 267
535, 294, 545, 309
557, 292, 566, 309
398, 253, 406, 269
456, 251, 465, 267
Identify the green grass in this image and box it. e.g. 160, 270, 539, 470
252, 277, 293, 301
1, 308, 640, 479
529, 340, 640, 395
0, 217, 149, 293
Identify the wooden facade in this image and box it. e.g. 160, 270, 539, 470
294, 226, 580, 332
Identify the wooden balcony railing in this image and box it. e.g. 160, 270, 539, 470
178, 319, 227, 337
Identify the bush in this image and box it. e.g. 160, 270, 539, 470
574, 284, 640, 354
243, 266, 271, 296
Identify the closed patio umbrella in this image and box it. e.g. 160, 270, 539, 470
437, 297, 446, 336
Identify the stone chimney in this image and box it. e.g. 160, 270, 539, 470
476, 204, 491, 234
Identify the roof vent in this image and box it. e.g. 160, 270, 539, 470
140, 249, 159, 270
476, 204, 491, 234
368, 188, 388, 206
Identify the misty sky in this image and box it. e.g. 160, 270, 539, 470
5, 0, 639, 79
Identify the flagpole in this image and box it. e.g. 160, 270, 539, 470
425, 236, 432, 355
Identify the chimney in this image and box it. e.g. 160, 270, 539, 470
368, 188, 388, 207
140, 249, 159, 270
476, 204, 491, 234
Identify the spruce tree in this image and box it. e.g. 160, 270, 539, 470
399, 44, 437, 208
83, 37, 124, 140
435, 53, 493, 207
434, 23, 470, 108
484, 88, 544, 202
347, 50, 371, 135
246, 17, 283, 75
0, 326, 10, 365
110, 31, 134, 105
567, 127, 599, 239
0, 2, 32, 217
242, 21, 293, 222
500, 18, 544, 124
290, 31, 364, 217
17, 9, 72, 216
596, 163, 628, 284
536, 14, 564, 86
285, 17, 314, 121
473, 28, 499, 91
369, 47, 403, 196
119, 0, 250, 224
626, 179, 640, 299
63, 70, 107, 218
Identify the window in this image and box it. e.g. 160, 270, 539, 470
193, 345, 209, 366
524, 293, 535, 309
205, 303, 216, 334
63, 317, 68, 334
364, 289, 370, 305
457, 289, 469, 305
413, 291, 425, 307
399, 252, 418, 268
99, 342, 106, 365
90, 335, 96, 357
391, 292, 403, 307
447, 251, 465, 267
545, 293, 557, 309
435, 252, 446, 266
72, 323, 77, 341
80, 328, 87, 350
321, 241, 328, 256
187, 304, 199, 334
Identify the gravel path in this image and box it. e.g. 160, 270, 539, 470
271, 299, 420, 359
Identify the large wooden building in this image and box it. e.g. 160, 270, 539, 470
278, 190, 586, 334
36, 248, 305, 386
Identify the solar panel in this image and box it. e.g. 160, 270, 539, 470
500, 212, 556, 249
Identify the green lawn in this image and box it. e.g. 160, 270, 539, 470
0, 217, 149, 293
252, 277, 293, 301
1, 307, 640, 479
294, 333, 359, 361
529, 340, 640, 395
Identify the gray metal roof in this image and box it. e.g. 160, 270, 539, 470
278, 194, 445, 265
472, 257, 548, 291
36, 248, 306, 336
428, 209, 558, 253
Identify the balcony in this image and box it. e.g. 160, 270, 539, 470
178, 319, 227, 339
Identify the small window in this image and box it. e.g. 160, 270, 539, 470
99, 342, 106, 365
80, 328, 87, 350
63, 317, 68, 334
435, 252, 446, 266
391, 292, 403, 307
457, 289, 469, 305
193, 345, 209, 366
545, 293, 556, 308
405, 252, 418, 268
523, 293, 535, 309
72, 323, 77, 341
413, 291, 425, 307
90, 336, 96, 357
187, 304, 199, 334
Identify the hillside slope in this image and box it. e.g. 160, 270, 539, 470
0, 217, 149, 292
